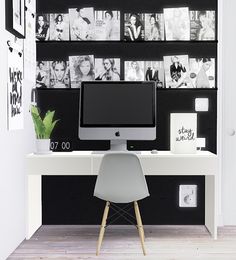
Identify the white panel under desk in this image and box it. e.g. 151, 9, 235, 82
26, 152, 92, 175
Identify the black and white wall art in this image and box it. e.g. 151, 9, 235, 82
49, 61, 70, 88
125, 61, 145, 81
124, 13, 144, 41
164, 7, 190, 41
49, 13, 70, 41
145, 61, 165, 87
95, 58, 120, 80
94, 10, 120, 40
36, 14, 50, 41
7, 46, 24, 130
164, 55, 192, 88
69, 55, 95, 87
144, 13, 164, 41
36, 61, 50, 88
189, 58, 215, 88
69, 8, 94, 41
190, 11, 215, 41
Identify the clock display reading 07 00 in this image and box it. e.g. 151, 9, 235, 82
50, 141, 72, 151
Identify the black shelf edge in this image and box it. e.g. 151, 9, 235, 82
36, 40, 218, 44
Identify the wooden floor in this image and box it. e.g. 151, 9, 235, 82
8, 225, 236, 260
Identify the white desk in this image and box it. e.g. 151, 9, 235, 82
26, 151, 218, 240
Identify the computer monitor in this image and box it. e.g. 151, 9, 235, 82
79, 81, 156, 151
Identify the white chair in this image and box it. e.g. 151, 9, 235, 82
94, 152, 150, 255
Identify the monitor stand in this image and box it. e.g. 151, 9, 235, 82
92, 140, 141, 154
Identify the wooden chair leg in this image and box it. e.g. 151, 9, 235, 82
96, 201, 110, 256
134, 201, 146, 255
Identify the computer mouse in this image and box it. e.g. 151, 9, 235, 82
151, 149, 158, 154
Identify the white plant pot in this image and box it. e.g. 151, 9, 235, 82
35, 139, 52, 154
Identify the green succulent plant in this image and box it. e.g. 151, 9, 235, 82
31, 105, 59, 139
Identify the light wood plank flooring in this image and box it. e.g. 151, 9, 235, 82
8, 225, 236, 260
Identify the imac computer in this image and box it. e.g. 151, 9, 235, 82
79, 81, 156, 151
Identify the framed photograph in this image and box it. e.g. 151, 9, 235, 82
125, 61, 144, 81
95, 58, 120, 80
6, 0, 25, 38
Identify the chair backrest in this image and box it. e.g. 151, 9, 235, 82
94, 152, 150, 203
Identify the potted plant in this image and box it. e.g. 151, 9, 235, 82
31, 105, 59, 154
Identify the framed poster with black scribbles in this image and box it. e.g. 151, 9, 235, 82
5, 0, 25, 38
7, 45, 24, 130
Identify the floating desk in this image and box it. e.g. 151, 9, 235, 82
26, 151, 218, 240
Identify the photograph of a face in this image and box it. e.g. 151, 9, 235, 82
36, 14, 50, 41
95, 11, 120, 40
164, 55, 193, 88
69, 55, 95, 88
49, 13, 70, 41
49, 61, 70, 88
189, 58, 215, 88
190, 11, 215, 40
124, 13, 145, 41
145, 13, 164, 41
36, 61, 50, 88
164, 7, 190, 41
95, 58, 120, 80
125, 61, 144, 81
69, 8, 94, 41
145, 61, 165, 88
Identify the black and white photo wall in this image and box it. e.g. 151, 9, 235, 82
36, 8, 216, 42
36, 56, 215, 89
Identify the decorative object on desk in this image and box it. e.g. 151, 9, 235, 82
190, 11, 215, 41
170, 113, 197, 154
31, 105, 59, 154
7, 41, 24, 130
5, 0, 25, 38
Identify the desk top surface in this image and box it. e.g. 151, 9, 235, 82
27, 150, 217, 158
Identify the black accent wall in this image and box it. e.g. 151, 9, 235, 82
37, 0, 217, 225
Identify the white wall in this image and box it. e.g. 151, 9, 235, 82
221, 0, 236, 225
0, 1, 35, 260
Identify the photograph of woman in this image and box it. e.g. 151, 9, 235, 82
164, 7, 190, 41
69, 8, 94, 41
94, 10, 120, 40
145, 61, 165, 87
49, 13, 69, 41
36, 14, 50, 41
145, 13, 164, 41
189, 58, 215, 88
125, 61, 144, 81
95, 58, 120, 80
190, 11, 215, 40
164, 55, 192, 88
49, 60, 70, 88
69, 55, 95, 87
36, 61, 50, 88
124, 13, 144, 41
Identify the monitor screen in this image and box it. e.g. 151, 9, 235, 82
80, 82, 156, 127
